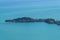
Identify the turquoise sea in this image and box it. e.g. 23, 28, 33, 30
0, 0, 60, 40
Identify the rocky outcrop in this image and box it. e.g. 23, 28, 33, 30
55, 21, 60, 25
5, 17, 35, 22
5, 17, 60, 25
44, 18, 56, 24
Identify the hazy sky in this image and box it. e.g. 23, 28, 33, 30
0, 0, 60, 2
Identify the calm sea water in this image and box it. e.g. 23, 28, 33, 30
0, 1, 60, 40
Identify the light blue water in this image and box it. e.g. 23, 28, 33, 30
0, 1, 60, 40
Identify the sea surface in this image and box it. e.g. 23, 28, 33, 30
0, 0, 60, 40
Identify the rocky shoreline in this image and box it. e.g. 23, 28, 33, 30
5, 17, 60, 25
